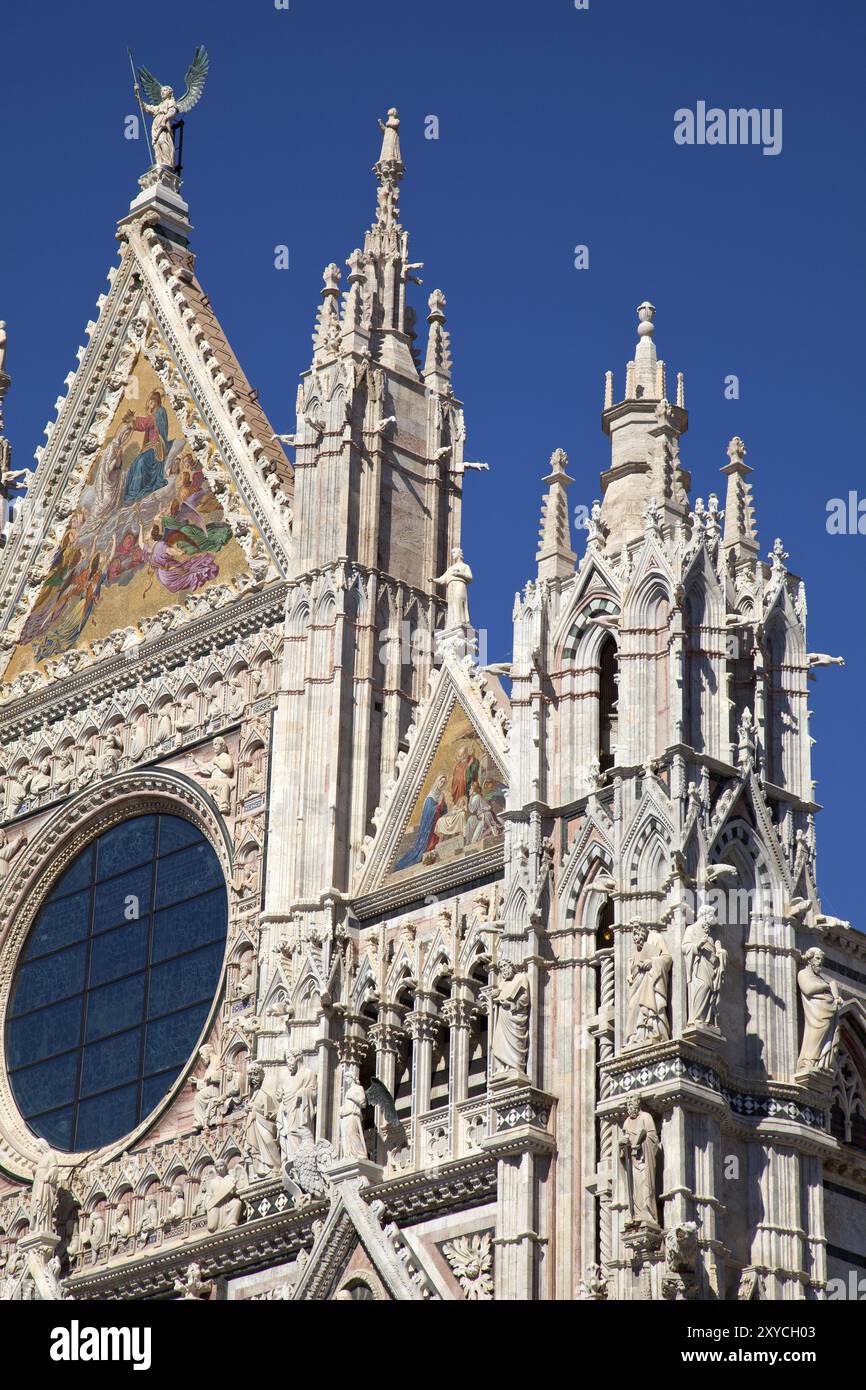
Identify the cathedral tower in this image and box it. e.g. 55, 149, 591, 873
263, 110, 471, 932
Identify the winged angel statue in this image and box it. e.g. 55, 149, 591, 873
134, 45, 209, 170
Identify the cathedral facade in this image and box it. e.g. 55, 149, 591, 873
0, 107, 864, 1303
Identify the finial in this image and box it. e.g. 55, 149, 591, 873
636, 301, 656, 338
427, 288, 446, 323
313, 263, 342, 356
536, 449, 576, 580
769, 537, 788, 572
727, 436, 747, 467
721, 437, 758, 553
424, 290, 452, 380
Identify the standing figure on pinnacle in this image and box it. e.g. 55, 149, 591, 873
134, 45, 209, 171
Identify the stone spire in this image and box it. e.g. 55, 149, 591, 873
313, 263, 343, 361
0, 321, 9, 433
536, 449, 577, 580
352, 107, 421, 375
632, 301, 662, 399
599, 302, 690, 551
721, 436, 759, 557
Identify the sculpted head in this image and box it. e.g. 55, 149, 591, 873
696, 903, 717, 937
499, 959, 516, 982
632, 924, 648, 950
804, 947, 825, 976
625, 1095, 641, 1120
160, 85, 174, 101
285, 1052, 299, 1076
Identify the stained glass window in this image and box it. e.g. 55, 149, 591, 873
6, 813, 227, 1151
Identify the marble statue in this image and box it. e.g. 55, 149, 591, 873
682, 904, 727, 1028
491, 960, 531, 1078
0, 826, 27, 879
195, 736, 235, 813
626, 924, 672, 1045
339, 1065, 368, 1160
242, 1063, 281, 1178
166, 1185, 186, 1225
277, 1052, 318, 1161
29, 1139, 59, 1235
796, 948, 842, 1071
620, 1095, 660, 1226
432, 547, 473, 628
377, 107, 402, 165
138, 1195, 159, 1244
135, 46, 209, 171
203, 1160, 243, 1234
192, 1044, 222, 1130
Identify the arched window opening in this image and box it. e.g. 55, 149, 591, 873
598, 636, 618, 772
429, 973, 452, 1112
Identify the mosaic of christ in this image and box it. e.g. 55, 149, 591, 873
388, 702, 508, 883
5, 355, 250, 678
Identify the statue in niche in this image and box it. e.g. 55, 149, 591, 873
165, 1185, 186, 1225
796, 948, 843, 1071
29, 759, 53, 796
490, 959, 531, 1079
234, 949, 256, 1001
203, 1160, 243, 1234
338, 1065, 369, 1160
619, 1094, 660, 1227
194, 736, 235, 813
137, 1194, 159, 1244
626, 923, 672, 1045
682, 903, 727, 1029
113, 1203, 132, 1244
128, 721, 150, 764
192, 1044, 223, 1130
242, 1063, 281, 1179
277, 1052, 319, 1162
155, 705, 174, 744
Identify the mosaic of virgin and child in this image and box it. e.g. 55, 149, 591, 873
18, 372, 243, 666
392, 735, 507, 877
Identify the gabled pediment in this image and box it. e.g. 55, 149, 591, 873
291, 1169, 439, 1301
351, 652, 509, 904
0, 210, 292, 693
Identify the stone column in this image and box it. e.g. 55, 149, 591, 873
404, 994, 442, 1128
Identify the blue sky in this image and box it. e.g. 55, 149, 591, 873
1, 0, 864, 917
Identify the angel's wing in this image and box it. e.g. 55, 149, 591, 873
365, 1077, 399, 1129
177, 45, 209, 114
137, 66, 164, 106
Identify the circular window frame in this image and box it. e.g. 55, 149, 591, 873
0, 769, 233, 1177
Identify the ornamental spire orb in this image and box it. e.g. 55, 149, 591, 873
636, 300, 656, 334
